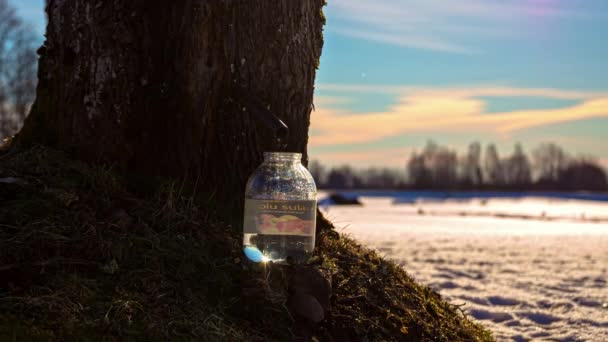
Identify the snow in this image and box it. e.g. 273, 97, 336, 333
319, 193, 608, 341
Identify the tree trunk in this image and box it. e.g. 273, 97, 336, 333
17, 0, 325, 207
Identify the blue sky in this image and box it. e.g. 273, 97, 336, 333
11, 0, 608, 169
11, 0, 45, 36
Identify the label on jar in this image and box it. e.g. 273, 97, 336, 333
244, 199, 317, 236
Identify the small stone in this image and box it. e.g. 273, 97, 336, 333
101, 259, 119, 274
290, 293, 324, 323
111, 208, 133, 228
289, 265, 332, 310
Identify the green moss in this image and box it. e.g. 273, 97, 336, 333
320, 1, 327, 27
0, 146, 493, 341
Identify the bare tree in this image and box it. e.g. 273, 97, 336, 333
0, 0, 37, 139
461, 142, 483, 186
483, 144, 504, 186
408, 142, 464, 189
532, 143, 568, 182
407, 152, 431, 188
423, 141, 458, 189
326, 165, 357, 189
504, 143, 532, 187
308, 160, 326, 186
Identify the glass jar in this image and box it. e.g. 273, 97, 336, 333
243, 152, 317, 264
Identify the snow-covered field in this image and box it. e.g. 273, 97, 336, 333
319, 193, 608, 341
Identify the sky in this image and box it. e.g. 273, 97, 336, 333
312, 0, 608, 169
11, 0, 608, 170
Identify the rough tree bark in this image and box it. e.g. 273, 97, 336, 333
17, 0, 325, 207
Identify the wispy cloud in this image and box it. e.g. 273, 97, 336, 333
333, 27, 474, 54
310, 84, 608, 147
328, 0, 587, 53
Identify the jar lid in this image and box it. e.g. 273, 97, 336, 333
264, 152, 302, 162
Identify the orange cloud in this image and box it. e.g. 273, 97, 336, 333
310, 85, 608, 147
310, 146, 414, 167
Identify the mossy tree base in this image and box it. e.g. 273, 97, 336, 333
0, 147, 493, 341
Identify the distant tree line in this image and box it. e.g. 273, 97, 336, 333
309, 162, 408, 190
310, 141, 608, 192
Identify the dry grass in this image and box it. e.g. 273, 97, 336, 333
0, 146, 493, 341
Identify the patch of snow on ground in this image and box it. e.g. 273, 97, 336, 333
320, 195, 608, 341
